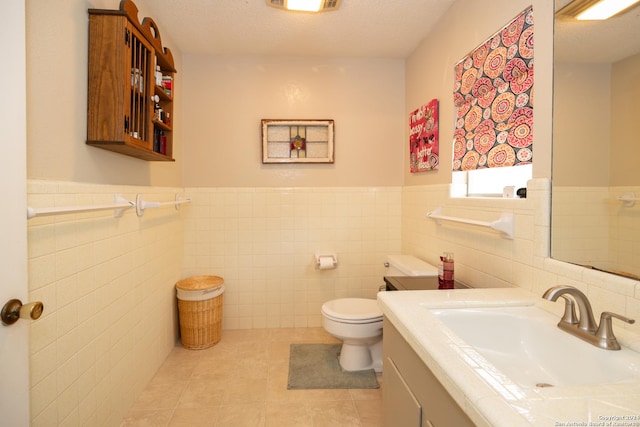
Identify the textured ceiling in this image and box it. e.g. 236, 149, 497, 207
144, 0, 457, 58
142, 0, 639, 62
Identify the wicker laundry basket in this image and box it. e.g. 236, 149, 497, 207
176, 275, 224, 349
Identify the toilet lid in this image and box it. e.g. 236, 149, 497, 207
387, 254, 438, 277
322, 298, 383, 323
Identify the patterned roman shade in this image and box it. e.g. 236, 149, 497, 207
452, 6, 534, 171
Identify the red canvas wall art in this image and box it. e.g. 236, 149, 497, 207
409, 99, 439, 173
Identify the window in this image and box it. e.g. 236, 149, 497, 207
452, 164, 531, 197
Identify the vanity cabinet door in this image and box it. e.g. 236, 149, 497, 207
383, 317, 475, 427
383, 357, 422, 426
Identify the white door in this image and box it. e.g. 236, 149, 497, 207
0, 1, 31, 426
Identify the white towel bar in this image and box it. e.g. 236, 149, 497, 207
27, 193, 190, 219
135, 194, 191, 216
426, 207, 515, 239
27, 195, 134, 219
616, 192, 637, 207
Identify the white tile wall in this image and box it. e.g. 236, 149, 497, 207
552, 186, 612, 270
182, 187, 402, 329
27, 181, 184, 427
553, 185, 640, 277
401, 178, 640, 336
26, 178, 640, 426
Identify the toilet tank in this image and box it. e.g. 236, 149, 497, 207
385, 254, 438, 277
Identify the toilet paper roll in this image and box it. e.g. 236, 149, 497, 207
317, 256, 336, 270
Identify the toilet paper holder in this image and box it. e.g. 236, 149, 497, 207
315, 253, 338, 269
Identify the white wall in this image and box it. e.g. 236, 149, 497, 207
181, 55, 405, 187
27, 181, 184, 426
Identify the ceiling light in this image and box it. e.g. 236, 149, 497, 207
577, 0, 640, 19
266, 0, 342, 13
556, 0, 640, 20
287, 0, 323, 12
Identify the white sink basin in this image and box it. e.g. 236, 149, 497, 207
429, 305, 640, 388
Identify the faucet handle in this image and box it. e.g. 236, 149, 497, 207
559, 295, 579, 326
601, 311, 635, 325
595, 312, 636, 350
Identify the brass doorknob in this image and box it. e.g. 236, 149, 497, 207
1, 299, 44, 325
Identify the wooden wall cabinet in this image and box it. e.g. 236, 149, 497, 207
87, 0, 176, 161
383, 318, 475, 427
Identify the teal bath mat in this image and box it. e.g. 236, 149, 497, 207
287, 343, 379, 389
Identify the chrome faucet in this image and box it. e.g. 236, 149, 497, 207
543, 285, 635, 350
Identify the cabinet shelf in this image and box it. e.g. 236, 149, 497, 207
86, 140, 174, 161
87, 0, 176, 161
153, 120, 172, 132
155, 85, 172, 101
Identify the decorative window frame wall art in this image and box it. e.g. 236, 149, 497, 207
262, 119, 335, 164
452, 6, 534, 172
409, 99, 439, 173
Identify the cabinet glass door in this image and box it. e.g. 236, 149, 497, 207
127, 24, 152, 147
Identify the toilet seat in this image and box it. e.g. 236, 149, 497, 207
321, 298, 383, 324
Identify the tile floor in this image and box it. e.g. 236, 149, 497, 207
121, 328, 383, 426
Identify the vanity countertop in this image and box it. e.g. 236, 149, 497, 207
378, 288, 640, 427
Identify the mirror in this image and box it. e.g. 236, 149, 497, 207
552, 0, 640, 279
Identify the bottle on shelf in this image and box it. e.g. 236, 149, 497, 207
438, 252, 454, 289
153, 128, 167, 154
152, 95, 161, 122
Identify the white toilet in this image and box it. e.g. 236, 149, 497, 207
322, 298, 384, 372
321, 255, 438, 372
